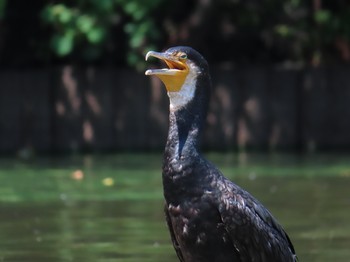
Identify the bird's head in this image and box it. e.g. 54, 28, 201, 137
145, 46, 210, 110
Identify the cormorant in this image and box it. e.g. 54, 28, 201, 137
145, 46, 297, 262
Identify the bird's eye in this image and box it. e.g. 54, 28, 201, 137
179, 54, 187, 60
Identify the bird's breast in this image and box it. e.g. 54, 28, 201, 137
166, 197, 236, 261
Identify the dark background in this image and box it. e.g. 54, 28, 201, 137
1, 0, 350, 154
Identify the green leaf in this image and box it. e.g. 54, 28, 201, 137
58, 7, 73, 24
86, 27, 106, 44
76, 15, 94, 33
130, 35, 143, 48
51, 4, 66, 17
133, 9, 146, 21
124, 2, 138, 15
314, 10, 331, 24
129, 25, 146, 48
275, 24, 291, 37
51, 31, 74, 56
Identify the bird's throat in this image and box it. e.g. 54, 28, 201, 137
166, 108, 201, 161
167, 75, 197, 111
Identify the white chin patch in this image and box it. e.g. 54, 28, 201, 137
168, 62, 200, 111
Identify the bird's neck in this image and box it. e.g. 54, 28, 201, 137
168, 111, 200, 156
163, 100, 207, 172
163, 73, 210, 178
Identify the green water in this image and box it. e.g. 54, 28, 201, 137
0, 153, 349, 261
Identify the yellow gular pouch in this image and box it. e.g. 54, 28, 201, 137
145, 51, 189, 92
157, 68, 188, 92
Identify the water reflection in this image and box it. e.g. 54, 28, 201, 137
0, 200, 176, 262
0, 153, 349, 261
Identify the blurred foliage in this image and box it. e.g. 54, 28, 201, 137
41, 0, 164, 69
203, 0, 350, 65
270, 1, 350, 65
0, 0, 6, 19
2, 0, 350, 68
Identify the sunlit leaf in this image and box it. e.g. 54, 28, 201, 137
86, 27, 106, 44
58, 7, 73, 24
51, 4, 66, 17
51, 31, 74, 56
76, 15, 95, 33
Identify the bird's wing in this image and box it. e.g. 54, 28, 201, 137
164, 205, 185, 262
216, 179, 297, 262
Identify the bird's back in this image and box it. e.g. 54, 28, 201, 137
216, 173, 297, 261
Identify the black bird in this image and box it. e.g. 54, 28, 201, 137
145, 46, 297, 262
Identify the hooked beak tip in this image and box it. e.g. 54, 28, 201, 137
145, 51, 155, 61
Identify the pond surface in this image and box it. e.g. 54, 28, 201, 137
0, 153, 349, 261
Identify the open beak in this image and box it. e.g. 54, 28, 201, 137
145, 51, 189, 92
